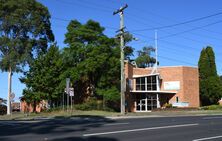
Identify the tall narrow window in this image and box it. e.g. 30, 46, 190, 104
147, 76, 157, 91
136, 78, 140, 90
176, 97, 179, 103
141, 77, 145, 91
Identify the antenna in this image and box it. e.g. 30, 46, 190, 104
151, 30, 158, 74
155, 30, 158, 73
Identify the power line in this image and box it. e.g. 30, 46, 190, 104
159, 20, 222, 39
125, 15, 222, 47
55, 0, 112, 13
41, 0, 222, 65
130, 32, 222, 62
127, 5, 222, 35
158, 55, 197, 66
55, 0, 222, 38
131, 11, 222, 31
130, 27, 222, 52
52, 0, 222, 41
51, 16, 118, 31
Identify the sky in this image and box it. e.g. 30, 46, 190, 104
1, 0, 222, 101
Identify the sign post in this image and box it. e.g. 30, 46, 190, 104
10, 92, 15, 117
69, 88, 74, 112
66, 78, 70, 112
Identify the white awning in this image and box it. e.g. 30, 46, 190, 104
132, 73, 160, 78
130, 90, 176, 94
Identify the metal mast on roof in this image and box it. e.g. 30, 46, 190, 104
151, 30, 158, 74
155, 30, 158, 73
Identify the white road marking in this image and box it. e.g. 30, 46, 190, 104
83, 123, 199, 137
193, 135, 222, 141
104, 122, 129, 126
203, 116, 222, 120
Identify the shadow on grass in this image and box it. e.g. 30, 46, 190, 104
0, 115, 118, 141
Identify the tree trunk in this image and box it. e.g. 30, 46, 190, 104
7, 66, 12, 115
33, 100, 36, 113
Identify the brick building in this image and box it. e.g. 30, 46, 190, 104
125, 61, 200, 112
20, 98, 48, 113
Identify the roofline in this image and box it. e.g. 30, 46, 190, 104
158, 65, 198, 69
133, 66, 198, 69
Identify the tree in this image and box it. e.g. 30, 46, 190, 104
115, 32, 134, 59
0, 0, 54, 114
198, 46, 222, 105
20, 45, 62, 112
135, 46, 156, 68
62, 19, 121, 110
0, 98, 6, 105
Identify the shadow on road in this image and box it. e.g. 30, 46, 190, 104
52, 136, 118, 141
0, 115, 119, 141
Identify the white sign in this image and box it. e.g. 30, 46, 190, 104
164, 81, 180, 90
10, 92, 15, 101
69, 88, 74, 96
172, 102, 189, 107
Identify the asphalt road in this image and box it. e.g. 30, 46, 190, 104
0, 115, 222, 141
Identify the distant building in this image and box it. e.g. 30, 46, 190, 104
219, 98, 222, 106
125, 61, 200, 112
20, 97, 48, 113
11, 102, 21, 112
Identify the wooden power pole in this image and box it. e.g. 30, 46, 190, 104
113, 4, 128, 115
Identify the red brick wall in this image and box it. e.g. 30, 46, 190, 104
158, 67, 184, 105
125, 62, 200, 108
20, 100, 45, 113
182, 67, 199, 107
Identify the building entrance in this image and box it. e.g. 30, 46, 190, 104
136, 94, 157, 112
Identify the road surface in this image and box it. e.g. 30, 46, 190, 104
0, 115, 222, 141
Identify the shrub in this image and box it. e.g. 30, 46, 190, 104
74, 98, 103, 111
0, 104, 7, 115
165, 103, 173, 108
201, 105, 222, 110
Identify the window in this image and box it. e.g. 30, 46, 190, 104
147, 76, 157, 91
135, 75, 159, 91
176, 97, 179, 103
136, 77, 146, 91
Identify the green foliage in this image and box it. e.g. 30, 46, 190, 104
201, 105, 222, 110
0, 0, 54, 112
115, 32, 134, 59
0, 0, 54, 72
74, 98, 103, 111
20, 19, 133, 112
164, 103, 173, 108
21, 45, 63, 105
198, 46, 222, 106
135, 46, 156, 68
96, 87, 120, 102
0, 98, 6, 105
0, 104, 7, 115
62, 19, 121, 107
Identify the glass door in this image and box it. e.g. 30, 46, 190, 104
136, 94, 157, 112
